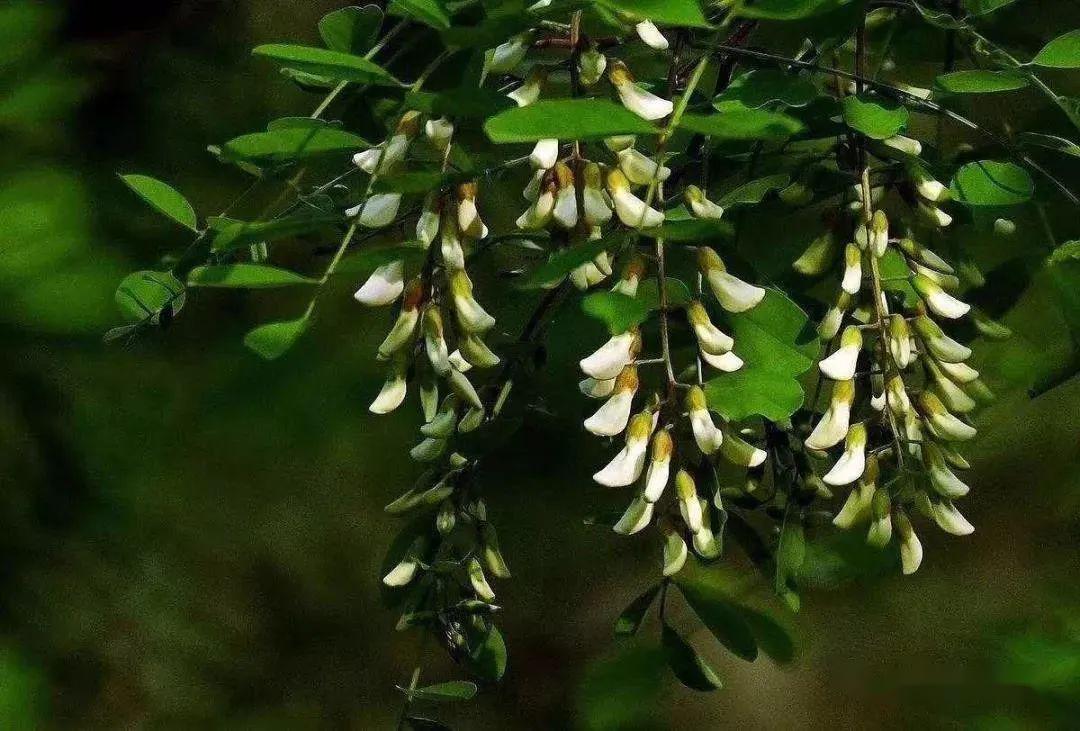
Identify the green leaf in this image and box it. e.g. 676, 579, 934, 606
115, 270, 186, 325
338, 243, 427, 277
388, 0, 451, 30
636, 277, 693, 310
408, 681, 478, 702
520, 238, 612, 290
222, 127, 368, 164
913, 2, 969, 29
704, 289, 819, 421
1017, 132, 1080, 159
576, 645, 666, 731
465, 624, 507, 682
210, 213, 341, 253
187, 264, 316, 289
935, 70, 1029, 94
119, 174, 198, 231
640, 218, 733, 241
596, 0, 710, 27
1032, 30, 1080, 69
582, 291, 652, 334
661, 623, 722, 691
716, 174, 791, 207
715, 70, 819, 109
484, 99, 657, 143
252, 44, 401, 85
679, 107, 804, 141
950, 160, 1034, 206
319, 5, 382, 54
614, 584, 661, 636
674, 578, 759, 662
842, 96, 908, 139
775, 511, 805, 605
405, 88, 513, 120
737, 607, 795, 664
734, 0, 854, 20
243, 314, 311, 360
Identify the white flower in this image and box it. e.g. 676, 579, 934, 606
613, 495, 654, 535
580, 376, 615, 399
606, 169, 663, 228
866, 489, 893, 549
416, 194, 440, 246
924, 442, 970, 499
927, 360, 977, 413
425, 117, 453, 152
608, 61, 673, 120
457, 182, 487, 239
898, 238, 954, 273
370, 357, 408, 414
881, 134, 922, 156
910, 166, 948, 202
377, 283, 423, 359
594, 412, 653, 487
938, 358, 979, 384
684, 185, 724, 220
841, 243, 862, 295
530, 139, 560, 169
888, 315, 912, 368
447, 366, 484, 411
895, 510, 923, 575
449, 270, 495, 334
580, 329, 639, 380
439, 211, 466, 271
617, 148, 670, 186
410, 436, 447, 462
918, 392, 977, 441
507, 69, 545, 107
819, 325, 862, 381
913, 315, 971, 362
354, 132, 410, 175
643, 430, 673, 502
885, 374, 911, 416
698, 247, 766, 313
854, 210, 889, 257
834, 481, 875, 529
350, 192, 401, 228
686, 386, 723, 455
662, 522, 688, 576
570, 261, 606, 290
552, 162, 578, 229
355, 259, 404, 306
423, 307, 450, 375
700, 348, 744, 372
635, 20, 669, 49
918, 201, 953, 227
584, 365, 638, 436
823, 422, 867, 486
582, 162, 612, 226
717, 425, 766, 467
818, 291, 851, 340
611, 256, 645, 297
459, 332, 500, 369
930, 499, 975, 536
687, 301, 734, 355
675, 470, 703, 532
914, 274, 970, 319
579, 47, 607, 86
467, 558, 496, 602
516, 181, 556, 230
995, 217, 1016, 236
805, 379, 855, 450
488, 34, 530, 74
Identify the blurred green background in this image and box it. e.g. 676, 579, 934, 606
1, 0, 1079, 728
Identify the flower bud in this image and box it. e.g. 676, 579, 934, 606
819, 325, 862, 381
635, 20, 669, 49
805, 378, 855, 450
617, 148, 670, 186
530, 138, 560, 170
686, 386, 723, 455
674, 469, 702, 532
350, 192, 402, 229
487, 34, 530, 74
423, 307, 450, 375
410, 436, 447, 462
436, 500, 456, 535
552, 162, 578, 229
468, 558, 496, 602
823, 422, 867, 486
854, 210, 889, 257
833, 480, 874, 529
580, 328, 640, 380
917, 392, 976, 441
582, 163, 613, 226
700, 348, 744, 373
611, 255, 645, 297
913, 314, 971, 362
457, 181, 488, 239
684, 185, 725, 220
606, 169, 664, 228
972, 309, 1011, 340
355, 259, 405, 307
439, 210, 465, 271
425, 117, 453, 152
923, 441, 970, 499
698, 247, 766, 313
516, 178, 556, 230
917, 201, 953, 227
661, 519, 688, 576
909, 166, 948, 202
885, 374, 911, 416
580, 376, 616, 399
450, 270, 496, 334
579, 46, 607, 86
643, 430, 673, 502
383, 535, 426, 586
377, 281, 424, 359
913, 274, 970, 319
793, 230, 837, 276
994, 217, 1016, 236
608, 60, 673, 120
447, 366, 484, 411
888, 315, 912, 368
866, 488, 893, 548
818, 291, 852, 340
895, 509, 923, 575
930, 499, 974, 536
507, 68, 546, 107
370, 352, 409, 414
613, 495, 654, 535
718, 425, 767, 467
416, 193, 441, 246
687, 301, 734, 355
927, 359, 977, 413
881, 134, 922, 156
841, 243, 862, 295
898, 238, 954, 273
584, 365, 638, 437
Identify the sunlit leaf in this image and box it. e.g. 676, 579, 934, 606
253, 44, 401, 85
842, 95, 908, 139
935, 70, 1029, 94
407, 680, 478, 702
582, 291, 652, 334
715, 70, 819, 109
388, 0, 451, 30
950, 160, 1034, 206
119, 174, 198, 231
1032, 29, 1080, 68
679, 107, 804, 140
222, 127, 368, 163
187, 264, 316, 289
243, 313, 311, 360
115, 270, 186, 325
319, 5, 383, 54
596, 0, 710, 27
484, 100, 657, 143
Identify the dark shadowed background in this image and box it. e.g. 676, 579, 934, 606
1, 0, 1079, 728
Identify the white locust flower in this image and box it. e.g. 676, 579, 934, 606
913, 314, 971, 362
457, 182, 488, 239
570, 261, 606, 290
881, 134, 922, 156
692, 500, 722, 560
608, 60, 673, 120
613, 495, 654, 535
487, 34, 530, 74
611, 256, 645, 297
686, 386, 723, 455
918, 392, 977, 441
617, 148, 670, 186
580, 376, 615, 399
698, 247, 766, 313
354, 134, 409, 175
854, 210, 889, 257
898, 238, 954, 273
931, 499, 975, 536
447, 367, 484, 411
468, 558, 496, 602
439, 210, 465, 271
416, 193, 441, 246
582, 163, 612, 226
823, 422, 868, 486
661, 521, 688, 576
938, 358, 979, 384
794, 231, 837, 276
805, 378, 855, 450
370, 353, 409, 414
914, 274, 970, 319
918, 201, 953, 227
684, 185, 724, 220
350, 192, 402, 229
459, 332, 500, 369
594, 411, 653, 487
895, 509, 923, 575
507, 69, 545, 107
718, 425, 767, 467
833, 480, 875, 529
675, 470, 703, 533
578, 46, 607, 86
584, 365, 638, 437
423, 307, 450, 375
819, 325, 862, 381
866, 489, 893, 548
910, 166, 949, 202
530, 139, 560, 170
927, 359, 977, 413
635, 20, 669, 49
888, 315, 912, 368
424, 117, 453, 153
516, 178, 556, 230
643, 430, 673, 502
450, 270, 495, 334
604, 135, 636, 152
995, 217, 1016, 236
580, 328, 640, 380
687, 301, 734, 355
841, 243, 862, 295
355, 259, 404, 306
552, 162, 578, 229
885, 374, 912, 417
410, 436, 447, 462
819, 291, 852, 340
923, 442, 970, 499
382, 536, 425, 586
606, 169, 664, 228
377, 281, 423, 359
701, 348, 744, 373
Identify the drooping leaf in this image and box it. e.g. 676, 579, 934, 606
243, 313, 311, 360
252, 44, 401, 85
715, 70, 819, 109
520, 238, 612, 290
679, 107, 804, 141
484, 100, 657, 143
661, 623, 722, 691
115, 270, 186, 325
614, 584, 661, 636
775, 510, 805, 611
221, 127, 368, 163
187, 264, 316, 289
596, 0, 711, 27
210, 213, 341, 253
716, 174, 791, 207
119, 174, 198, 231
388, 0, 452, 30
842, 95, 908, 139
465, 624, 508, 682
913, 1, 969, 29
1032, 30, 1080, 69
576, 645, 666, 731
405, 88, 513, 120
737, 607, 795, 664
935, 70, 1029, 94
950, 160, 1034, 206
1017, 132, 1080, 159
319, 5, 383, 54
704, 289, 820, 421
407, 680, 478, 702
674, 577, 759, 662
582, 291, 652, 334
